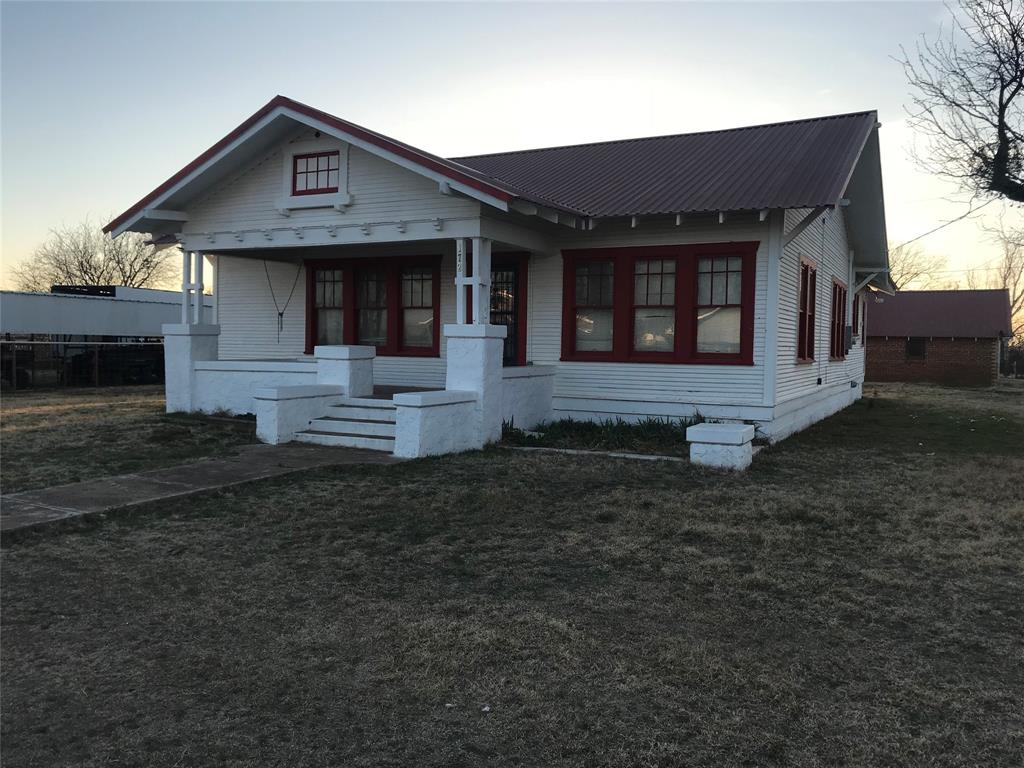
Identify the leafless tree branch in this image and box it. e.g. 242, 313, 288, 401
899, 0, 1024, 201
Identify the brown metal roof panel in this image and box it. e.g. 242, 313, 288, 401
867, 289, 1013, 338
453, 111, 877, 216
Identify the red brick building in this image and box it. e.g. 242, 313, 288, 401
866, 289, 1012, 386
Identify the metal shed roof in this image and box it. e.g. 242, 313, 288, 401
452, 111, 878, 217
867, 289, 1012, 338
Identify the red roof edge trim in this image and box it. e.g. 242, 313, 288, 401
104, 95, 514, 235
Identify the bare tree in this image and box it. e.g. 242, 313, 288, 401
968, 215, 1024, 339
900, 0, 1024, 202
888, 243, 951, 288
11, 219, 177, 292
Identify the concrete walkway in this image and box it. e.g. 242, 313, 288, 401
1, 443, 396, 535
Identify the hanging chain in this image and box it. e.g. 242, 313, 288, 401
263, 260, 302, 343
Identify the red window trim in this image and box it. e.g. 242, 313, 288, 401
292, 151, 340, 196
560, 242, 758, 365
796, 257, 817, 364
303, 255, 441, 357
830, 278, 848, 361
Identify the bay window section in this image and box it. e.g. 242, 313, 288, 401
562, 242, 756, 365
314, 268, 344, 346
401, 267, 434, 349
356, 269, 389, 347
696, 256, 742, 354
574, 260, 614, 352
633, 259, 676, 353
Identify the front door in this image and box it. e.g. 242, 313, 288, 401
490, 256, 527, 366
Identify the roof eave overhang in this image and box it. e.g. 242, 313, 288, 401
105, 97, 519, 238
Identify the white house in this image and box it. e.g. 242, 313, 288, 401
105, 96, 892, 464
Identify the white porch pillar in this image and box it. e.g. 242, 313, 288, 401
444, 322, 507, 446
161, 323, 220, 413
192, 250, 205, 324
471, 237, 492, 324
455, 238, 468, 324
211, 254, 220, 325
180, 249, 192, 324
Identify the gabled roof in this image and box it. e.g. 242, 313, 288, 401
868, 289, 1012, 338
453, 111, 878, 217
105, 97, 884, 254
104, 95, 522, 236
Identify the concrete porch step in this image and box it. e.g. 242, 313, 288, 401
308, 416, 396, 438
324, 401, 398, 421
293, 430, 395, 451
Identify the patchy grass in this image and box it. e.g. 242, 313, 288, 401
2, 383, 1023, 766
503, 416, 693, 457
0, 386, 258, 494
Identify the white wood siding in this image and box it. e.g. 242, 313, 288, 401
776, 207, 865, 403
185, 132, 479, 235
531, 213, 771, 414
216, 253, 453, 389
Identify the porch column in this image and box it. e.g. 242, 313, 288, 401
444, 322, 507, 446
192, 250, 205, 324
181, 249, 192, 324
471, 237, 492, 324
453, 237, 493, 325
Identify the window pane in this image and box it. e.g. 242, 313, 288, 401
317, 308, 343, 345
713, 259, 727, 272
634, 308, 674, 352
697, 306, 741, 353
315, 281, 325, 307
317, 171, 328, 189
726, 271, 741, 304
296, 158, 307, 172
295, 174, 307, 191
698, 258, 712, 273
329, 153, 340, 170
712, 274, 727, 305
328, 170, 339, 188
358, 309, 387, 346
697, 273, 712, 306
575, 308, 613, 351
403, 308, 434, 348
728, 256, 741, 271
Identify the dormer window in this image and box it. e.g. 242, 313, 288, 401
293, 151, 340, 195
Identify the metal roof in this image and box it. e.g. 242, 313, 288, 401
452, 111, 878, 217
867, 289, 1012, 338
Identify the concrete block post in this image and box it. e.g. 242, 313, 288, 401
686, 423, 755, 470
444, 323, 507, 445
162, 323, 220, 413
314, 345, 375, 396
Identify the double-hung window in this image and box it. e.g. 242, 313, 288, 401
313, 269, 344, 346
356, 269, 389, 347
305, 257, 440, 356
633, 259, 676, 353
573, 259, 615, 353
400, 268, 435, 349
797, 260, 817, 361
561, 242, 757, 364
696, 256, 743, 354
830, 280, 848, 360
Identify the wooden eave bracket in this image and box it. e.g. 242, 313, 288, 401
783, 205, 830, 246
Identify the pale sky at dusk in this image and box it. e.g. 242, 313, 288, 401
2, 0, 1019, 289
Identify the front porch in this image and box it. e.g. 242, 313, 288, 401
163, 236, 556, 457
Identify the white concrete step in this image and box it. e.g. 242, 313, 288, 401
293, 430, 395, 451
324, 402, 397, 422
308, 416, 396, 438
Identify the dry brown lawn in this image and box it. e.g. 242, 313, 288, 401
2, 383, 1022, 767
0, 386, 257, 494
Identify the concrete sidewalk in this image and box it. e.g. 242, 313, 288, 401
1, 443, 396, 535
